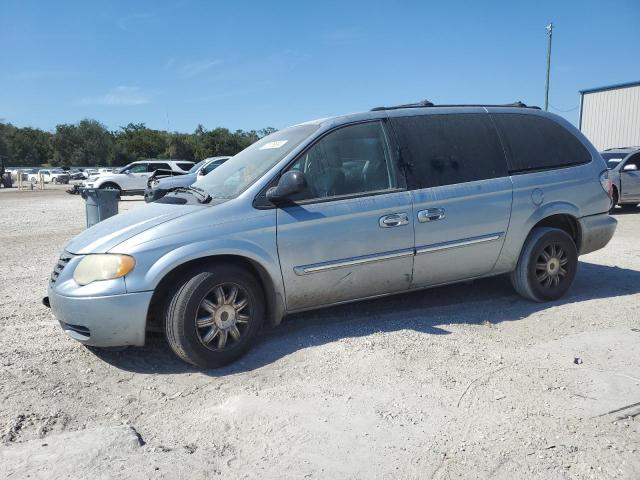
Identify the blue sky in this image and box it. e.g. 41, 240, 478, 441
1, 0, 639, 133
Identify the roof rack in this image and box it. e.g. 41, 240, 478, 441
370, 100, 540, 111
370, 99, 434, 111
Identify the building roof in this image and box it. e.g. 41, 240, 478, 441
580, 80, 640, 95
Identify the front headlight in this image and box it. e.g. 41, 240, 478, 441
73, 254, 136, 286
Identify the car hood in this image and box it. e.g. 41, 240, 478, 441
155, 173, 197, 189
65, 202, 204, 254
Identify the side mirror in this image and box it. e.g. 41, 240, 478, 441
266, 170, 307, 204
198, 169, 206, 176
623, 164, 638, 172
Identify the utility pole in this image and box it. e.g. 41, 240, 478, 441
544, 22, 553, 111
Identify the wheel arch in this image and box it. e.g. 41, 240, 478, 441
145, 253, 283, 333
503, 202, 582, 272
97, 179, 121, 190
531, 213, 581, 250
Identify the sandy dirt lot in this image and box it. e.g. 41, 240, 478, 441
1, 185, 639, 479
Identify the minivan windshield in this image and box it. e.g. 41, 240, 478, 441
194, 124, 319, 199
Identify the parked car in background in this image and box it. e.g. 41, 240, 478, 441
68, 169, 88, 180
601, 147, 640, 211
28, 168, 70, 184
82, 160, 194, 196
45, 102, 616, 368
144, 156, 230, 202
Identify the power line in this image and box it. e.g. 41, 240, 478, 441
549, 103, 579, 113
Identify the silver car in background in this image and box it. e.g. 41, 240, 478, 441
45, 102, 616, 368
144, 156, 230, 202
601, 147, 640, 211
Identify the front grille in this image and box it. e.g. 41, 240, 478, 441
50, 252, 73, 284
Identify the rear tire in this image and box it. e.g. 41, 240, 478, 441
510, 227, 578, 302
165, 264, 264, 368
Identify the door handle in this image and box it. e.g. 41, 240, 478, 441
417, 208, 446, 223
379, 213, 409, 228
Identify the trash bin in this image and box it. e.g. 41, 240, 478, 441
80, 188, 119, 228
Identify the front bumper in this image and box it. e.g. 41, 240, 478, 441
578, 213, 617, 255
47, 288, 153, 347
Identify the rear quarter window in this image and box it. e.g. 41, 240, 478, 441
491, 114, 591, 173
148, 163, 171, 171
390, 113, 508, 189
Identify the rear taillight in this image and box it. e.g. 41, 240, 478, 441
599, 170, 612, 199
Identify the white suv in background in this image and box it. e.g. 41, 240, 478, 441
28, 169, 71, 184
83, 160, 194, 196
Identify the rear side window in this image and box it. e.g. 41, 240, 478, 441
177, 162, 194, 171
390, 113, 508, 189
148, 163, 171, 171
492, 114, 591, 173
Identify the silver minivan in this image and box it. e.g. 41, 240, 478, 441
46, 102, 617, 368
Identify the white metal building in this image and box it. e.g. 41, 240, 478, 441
579, 81, 640, 151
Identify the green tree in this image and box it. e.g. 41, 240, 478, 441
1, 118, 272, 168
51, 123, 78, 167
75, 119, 114, 166
0, 123, 15, 165
164, 133, 195, 161
258, 127, 277, 138
50, 119, 113, 166
5, 125, 52, 166
114, 123, 167, 161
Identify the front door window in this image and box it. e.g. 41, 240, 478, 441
287, 121, 396, 201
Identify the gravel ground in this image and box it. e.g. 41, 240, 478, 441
1, 184, 639, 479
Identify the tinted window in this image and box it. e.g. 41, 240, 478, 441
122, 164, 147, 173
177, 162, 194, 171
286, 121, 395, 200
148, 163, 171, 171
390, 113, 507, 189
492, 114, 591, 173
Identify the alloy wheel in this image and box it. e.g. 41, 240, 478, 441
194, 283, 250, 351
534, 243, 569, 289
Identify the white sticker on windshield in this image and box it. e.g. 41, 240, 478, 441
259, 140, 288, 150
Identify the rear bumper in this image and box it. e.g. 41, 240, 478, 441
47, 288, 153, 347
578, 213, 617, 255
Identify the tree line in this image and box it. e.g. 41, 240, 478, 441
0, 119, 277, 167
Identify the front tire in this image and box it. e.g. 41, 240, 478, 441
165, 264, 264, 368
99, 182, 121, 196
510, 227, 578, 302
609, 188, 618, 212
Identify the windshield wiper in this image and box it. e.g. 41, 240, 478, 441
171, 186, 212, 204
